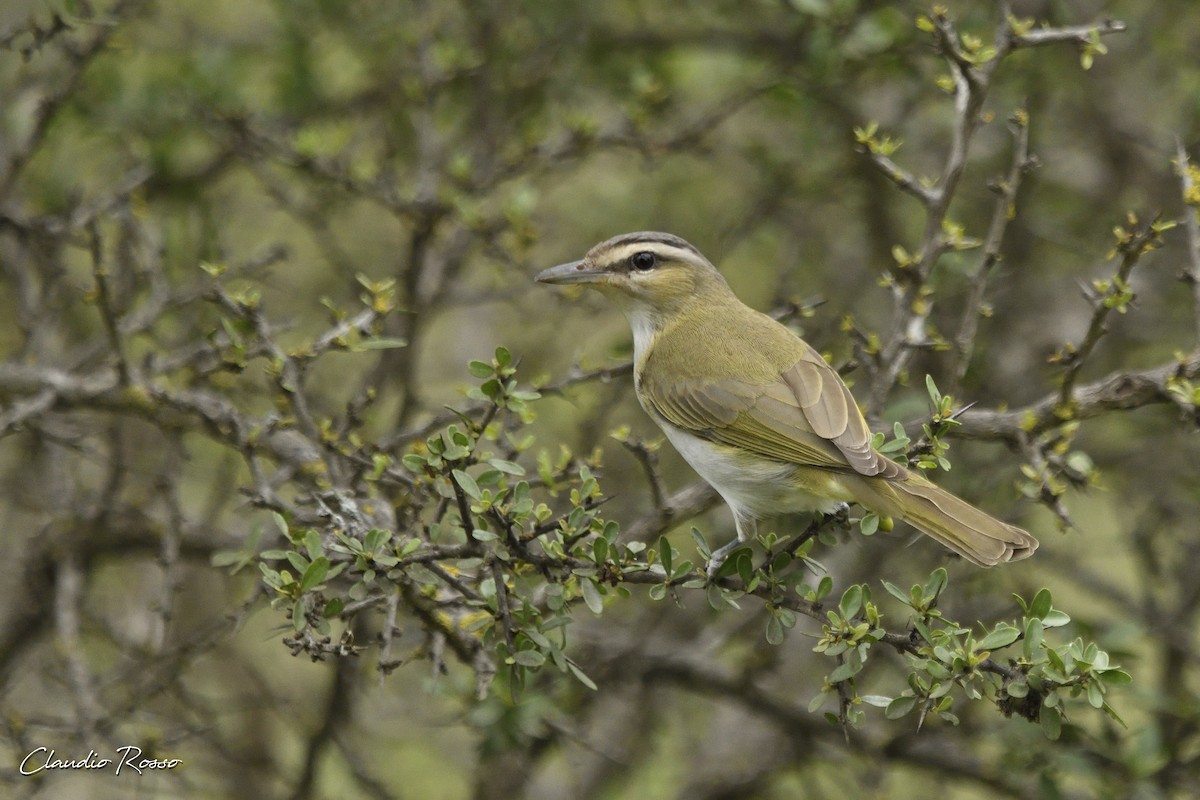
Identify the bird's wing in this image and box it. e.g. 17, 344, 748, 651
642, 345, 905, 479
775, 348, 905, 478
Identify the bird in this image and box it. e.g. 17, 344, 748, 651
536, 231, 1038, 578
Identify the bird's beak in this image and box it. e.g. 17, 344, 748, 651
534, 260, 607, 285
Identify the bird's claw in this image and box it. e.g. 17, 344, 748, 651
705, 539, 744, 581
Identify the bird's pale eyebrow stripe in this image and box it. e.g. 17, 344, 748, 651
600, 242, 700, 265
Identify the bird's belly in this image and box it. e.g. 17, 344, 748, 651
660, 425, 847, 519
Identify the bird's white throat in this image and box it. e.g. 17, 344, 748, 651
624, 304, 663, 383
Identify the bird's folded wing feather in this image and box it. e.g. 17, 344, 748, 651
642, 347, 905, 480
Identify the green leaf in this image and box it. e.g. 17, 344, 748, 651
1100, 668, 1133, 686
839, 585, 864, 619
285, 551, 310, 575
729, 549, 751, 585
926, 374, 942, 406
354, 337, 408, 350
299, 556, 330, 593
476, 469, 503, 488
567, 660, 598, 690
859, 512, 879, 536
444, 444, 470, 461
468, 360, 494, 378
211, 550, 244, 568
488, 458, 525, 475
659, 535, 672, 574
303, 529, 323, 561
975, 623, 1021, 652
766, 614, 785, 645
861, 695, 892, 708
690, 527, 711, 558
886, 695, 918, 720
923, 568, 948, 603
513, 649, 546, 668
452, 469, 482, 500
1041, 706, 1063, 740
715, 547, 750, 579
292, 599, 306, 632
706, 583, 740, 610
364, 528, 388, 554
828, 659, 862, 683
1029, 587, 1053, 620
881, 580, 911, 607
1042, 609, 1071, 628
1023, 618, 1044, 660
581, 579, 604, 615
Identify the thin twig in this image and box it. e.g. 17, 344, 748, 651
1057, 216, 1162, 408
1175, 140, 1200, 346
87, 221, 131, 385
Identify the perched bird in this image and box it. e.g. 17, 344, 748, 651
536, 231, 1037, 577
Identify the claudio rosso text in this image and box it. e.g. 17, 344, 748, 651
19, 745, 182, 776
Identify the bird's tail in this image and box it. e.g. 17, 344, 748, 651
886, 473, 1038, 566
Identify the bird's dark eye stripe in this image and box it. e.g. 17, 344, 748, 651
630, 251, 656, 271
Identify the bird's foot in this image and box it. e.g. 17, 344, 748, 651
705, 539, 745, 581
829, 502, 850, 525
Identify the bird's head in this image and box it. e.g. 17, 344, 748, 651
535, 232, 731, 317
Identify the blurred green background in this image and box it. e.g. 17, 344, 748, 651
1, 0, 1199, 798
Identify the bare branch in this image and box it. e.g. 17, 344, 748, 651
1009, 18, 1127, 49
861, 150, 937, 206
955, 351, 1200, 441
952, 109, 1034, 385
53, 551, 104, 737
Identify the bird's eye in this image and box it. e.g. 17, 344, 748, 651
630, 251, 656, 271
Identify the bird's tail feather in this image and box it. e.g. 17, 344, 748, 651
888, 474, 1038, 567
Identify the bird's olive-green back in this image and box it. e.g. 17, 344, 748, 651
639, 300, 905, 480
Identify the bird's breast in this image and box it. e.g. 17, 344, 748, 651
657, 422, 848, 519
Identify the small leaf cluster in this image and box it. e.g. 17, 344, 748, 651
808, 583, 886, 727
876, 375, 959, 473
854, 122, 903, 157
1016, 422, 1097, 516
869, 571, 1129, 738
916, 7, 996, 65
467, 346, 541, 418
1004, 589, 1132, 739
259, 514, 343, 634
